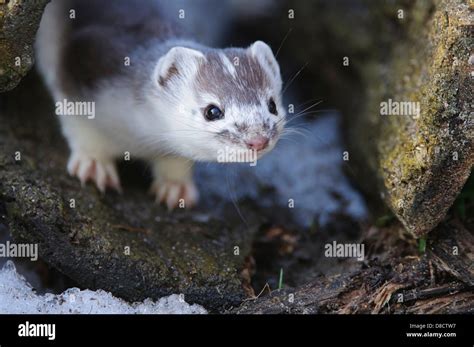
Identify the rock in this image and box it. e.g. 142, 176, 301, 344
0, 0, 49, 92
232, 0, 473, 236
348, 0, 473, 236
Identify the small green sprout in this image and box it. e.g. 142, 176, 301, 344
418, 237, 427, 254
278, 268, 284, 290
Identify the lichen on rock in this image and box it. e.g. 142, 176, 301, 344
353, 0, 473, 236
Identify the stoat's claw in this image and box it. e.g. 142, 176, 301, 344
67, 152, 121, 193
150, 179, 198, 210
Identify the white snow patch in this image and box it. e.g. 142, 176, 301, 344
0, 261, 207, 314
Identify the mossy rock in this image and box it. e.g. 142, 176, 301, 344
349, 0, 473, 236
0, 0, 49, 92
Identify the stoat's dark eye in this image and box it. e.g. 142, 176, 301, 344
268, 98, 278, 115
204, 105, 224, 121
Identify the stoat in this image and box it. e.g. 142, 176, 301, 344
35, 0, 285, 209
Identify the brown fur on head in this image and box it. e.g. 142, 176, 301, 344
150, 41, 285, 161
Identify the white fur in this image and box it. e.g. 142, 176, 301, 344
249, 41, 282, 90
154, 47, 205, 89
219, 52, 237, 78
35, 0, 67, 100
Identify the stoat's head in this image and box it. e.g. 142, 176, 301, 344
152, 41, 285, 162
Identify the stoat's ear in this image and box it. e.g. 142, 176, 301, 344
155, 47, 205, 87
249, 41, 281, 83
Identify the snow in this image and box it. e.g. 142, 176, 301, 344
195, 113, 367, 227
0, 261, 207, 314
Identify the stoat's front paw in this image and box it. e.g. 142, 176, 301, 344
67, 152, 121, 193
150, 179, 198, 210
